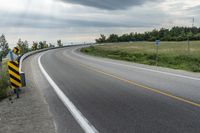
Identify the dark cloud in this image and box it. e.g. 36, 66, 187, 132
186, 5, 200, 12
59, 0, 161, 10
0, 12, 158, 29
0, 18, 157, 29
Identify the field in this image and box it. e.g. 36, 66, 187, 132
81, 41, 200, 72
0, 59, 10, 100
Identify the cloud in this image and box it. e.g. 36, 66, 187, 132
59, 0, 161, 10
0, 11, 159, 29
1, 0, 200, 46
185, 4, 200, 13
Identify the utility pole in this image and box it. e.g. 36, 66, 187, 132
0, 51, 2, 70
187, 17, 194, 55
187, 38, 190, 55
155, 40, 160, 67
192, 17, 194, 27
156, 44, 158, 66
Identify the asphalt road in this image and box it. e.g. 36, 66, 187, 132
23, 46, 200, 133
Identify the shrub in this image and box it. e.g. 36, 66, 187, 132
0, 61, 10, 100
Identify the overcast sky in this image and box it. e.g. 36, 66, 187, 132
0, 0, 200, 47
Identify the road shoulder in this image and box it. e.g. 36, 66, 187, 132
0, 61, 56, 133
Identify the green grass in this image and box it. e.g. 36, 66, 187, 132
81, 41, 200, 72
0, 59, 10, 100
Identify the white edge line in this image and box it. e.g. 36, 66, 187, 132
38, 52, 98, 133
72, 49, 200, 81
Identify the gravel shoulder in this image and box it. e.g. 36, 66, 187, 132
0, 54, 56, 133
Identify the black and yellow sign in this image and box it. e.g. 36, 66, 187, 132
13, 47, 20, 54
7, 61, 22, 88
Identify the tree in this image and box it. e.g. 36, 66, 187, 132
17, 39, 29, 54
57, 40, 63, 47
32, 41, 38, 51
95, 34, 107, 43
119, 34, 130, 42
49, 43, 55, 48
43, 41, 48, 48
107, 34, 119, 42
38, 41, 49, 49
44, 44, 49, 48
0, 34, 10, 57
38, 41, 45, 49
95, 26, 200, 43
24, 40, 29, 52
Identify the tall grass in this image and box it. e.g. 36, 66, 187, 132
81, 41, 200, 72
0, 60, 10, 100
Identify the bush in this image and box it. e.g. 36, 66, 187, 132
81, 45, 200, 72
0, 61, 10, 100
0, 87, 8, 100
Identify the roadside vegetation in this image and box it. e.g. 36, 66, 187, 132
0, 59, 10, 100
81, 41, 200, 72
95, 27, 200, 43
0, 34, 64, 100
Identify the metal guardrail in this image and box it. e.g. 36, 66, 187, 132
19, 47, 57, 73
19, 44, 89, 73
18, 45, 78, 87
18, 43, 92, 88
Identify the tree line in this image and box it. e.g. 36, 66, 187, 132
95, 26, 200, 43
0, 34, 64, 58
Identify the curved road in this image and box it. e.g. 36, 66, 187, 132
23, 46, 200, 133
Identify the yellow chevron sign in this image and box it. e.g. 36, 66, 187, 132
13, 47, 20, 54
7, 61, 22, 88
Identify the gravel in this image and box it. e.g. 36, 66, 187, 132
0, 75, 56, 133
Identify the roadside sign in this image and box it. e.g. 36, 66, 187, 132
154, 40, 160, 66
6, 51, 18, 61
155, 40, 160, 46
13, 47, 20, 54
7, 61, 22, 89
6, 46, 26, 98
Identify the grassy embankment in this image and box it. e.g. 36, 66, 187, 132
0, 59, 10, 100
81, 41, 200, 72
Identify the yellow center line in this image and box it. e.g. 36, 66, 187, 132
68, 56, 200, 108
83, 64, 200, 107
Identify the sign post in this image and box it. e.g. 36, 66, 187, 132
6, 50, 22, 98
155, 40, 160, 67
0, 49, 2, 70
6, 51, 18, 62
5, 46, 26, 98
0, 52, 2, 70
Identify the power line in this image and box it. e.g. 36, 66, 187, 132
192, 17, 194, 27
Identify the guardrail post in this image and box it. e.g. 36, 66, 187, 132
20, 72, 26, 87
